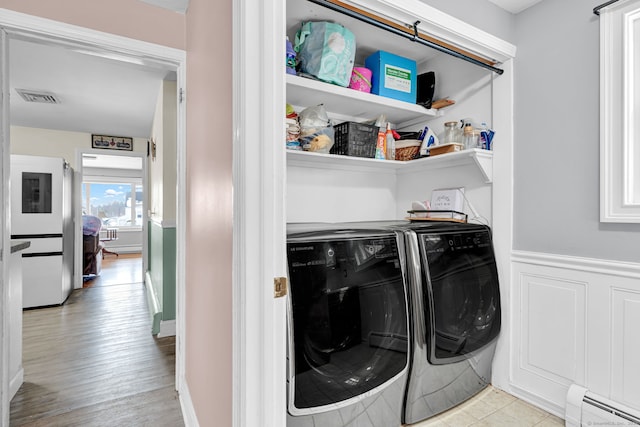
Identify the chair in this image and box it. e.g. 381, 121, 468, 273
100, 227, 119, 257
82, 215, 103, 276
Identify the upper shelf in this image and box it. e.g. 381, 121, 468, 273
286, 74, 440, 125
287, 148, 493, 183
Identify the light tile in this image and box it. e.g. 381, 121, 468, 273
441, 410, 478, 426
403, 387, 561, 427
409, 419, 449, 427
498, 400, 549, 425
470, 411, 523, 427
479, 388, 517, 411
464, 399, 498, 420
533, 415, 565, 426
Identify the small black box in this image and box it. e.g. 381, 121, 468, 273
416, 71, 435, 108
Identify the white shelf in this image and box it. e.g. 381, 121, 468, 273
286, 74, 439, 126
287, 148, 493, 183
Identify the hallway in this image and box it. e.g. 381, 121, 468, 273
10, 255, 184, 426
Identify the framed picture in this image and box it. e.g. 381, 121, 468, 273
91, 134, 133, 151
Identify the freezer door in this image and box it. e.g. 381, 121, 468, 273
11, 155, 65, 235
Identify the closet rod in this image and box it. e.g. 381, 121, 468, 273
306, 0, 504, 75
593, 0, 620, 15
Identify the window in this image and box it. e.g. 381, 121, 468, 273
82, 181, 143, 227
600, 0, 640, 222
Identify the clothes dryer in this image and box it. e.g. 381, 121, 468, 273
286, 223, 410, 427
398, 222, 501, 424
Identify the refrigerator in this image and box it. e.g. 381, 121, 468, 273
11, 154, 74, 308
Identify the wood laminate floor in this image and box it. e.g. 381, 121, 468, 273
10, 254, 184, 427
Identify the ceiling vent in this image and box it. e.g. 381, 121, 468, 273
15, 89, 60, 104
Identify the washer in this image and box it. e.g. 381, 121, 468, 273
286, 223, 410, 427
399, 222, 502, 424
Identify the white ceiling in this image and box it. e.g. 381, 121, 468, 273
486, 0, 543, 13
9, 38, 171, 139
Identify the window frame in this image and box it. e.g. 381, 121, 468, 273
600, 0, 640, 222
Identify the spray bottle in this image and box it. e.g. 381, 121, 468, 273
385, 123, 395, 161
375, 126, 386, 160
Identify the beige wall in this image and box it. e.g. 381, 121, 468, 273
0, 0, 185, 50
150, 81, 164, 220
10, 126, 146, 169
185, 0, 233, 425
149, 80, 177, 222
0, 2, 233, 426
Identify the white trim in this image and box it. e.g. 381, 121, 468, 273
0, 28, 10, 427
150, 216, 177, 228
158, 320, 176, 338
144, 266, 161, 321
511, 250, 640, 279
103, 245, 142, 254
488, 58, 515, 394
174, 45, 187, 414
8, 367, 22, 401
178, 381, 200, 427
73, 170, 83, 289
76, 148, 148, 286
239, 1, 516, 425
233, 0, 287, 426
600, 0, 640, 222
0, 9, 187, 427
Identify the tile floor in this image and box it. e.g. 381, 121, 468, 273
409, 386, 565, 427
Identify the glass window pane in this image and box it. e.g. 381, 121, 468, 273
86, 182, 131, 227
22, 172, 52, 213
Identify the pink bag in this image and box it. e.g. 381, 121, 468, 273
349, 67, 372, 92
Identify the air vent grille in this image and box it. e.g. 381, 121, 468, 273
15, 89, 60, 104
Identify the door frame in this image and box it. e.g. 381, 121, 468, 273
0, 9, 187, 426
75, 148, 149, 289
0, 26, 11, 427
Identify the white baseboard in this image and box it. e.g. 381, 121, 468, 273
508, 383, 566, 419
158, 319, 176, 338
102, 246, 142, 254
179, 380, 199, 427
9, 367, 23, 400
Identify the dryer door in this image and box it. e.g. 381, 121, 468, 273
287, 233, 408, 415
418, 228, 501, 364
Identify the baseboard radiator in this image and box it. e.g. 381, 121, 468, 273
566, 384, 640, 426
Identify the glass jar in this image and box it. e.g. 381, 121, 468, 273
443, 121, 461, 145
463, 124, 479, 149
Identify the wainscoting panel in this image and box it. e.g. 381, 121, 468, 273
611, 288, 640, 408
522, 276, 586, 382
510, 251, 640, 417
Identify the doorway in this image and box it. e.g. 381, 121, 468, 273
79, 150, 147, 288
0, 14, 186, 426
